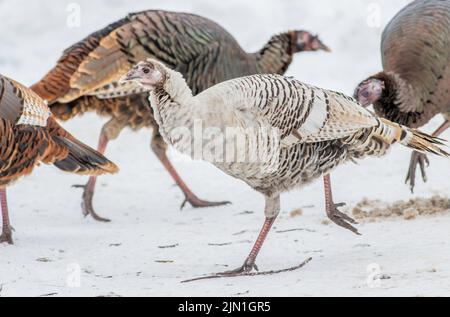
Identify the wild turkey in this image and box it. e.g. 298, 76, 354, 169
354, 0, 450, 192
0, 75, 118, 244
31, 10, 330, 222
120, 59, 448, 274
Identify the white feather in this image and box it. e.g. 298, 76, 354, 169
297, 89, 328, 136
16, 104, 51, 127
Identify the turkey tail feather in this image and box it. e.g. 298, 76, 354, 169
47, 118, 119, 175
376, 118, 449, 157
30, 82, 60, 104
53, 136, 119, 175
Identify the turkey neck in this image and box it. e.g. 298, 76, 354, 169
372, 72, 441, 128
253, 33, 295, 75
149, 70, 196, 152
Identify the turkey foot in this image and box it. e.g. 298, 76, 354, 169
216, 258, 259, 276
73, 177, 111, 223
326, 202, 360, 235
323, 174, 360, 235
180, 195, 231, 210
405, 120, 449, 193
152, 143, 231, 210
405, 151, 429, 193
181, 258, 312, 283
0, 227, 13, 245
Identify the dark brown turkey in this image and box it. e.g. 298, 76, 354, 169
31, 10, 330, 222
354, 0, 450, 192
0, 75, 118, 244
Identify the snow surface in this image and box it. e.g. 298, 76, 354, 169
1, 0, 450, 297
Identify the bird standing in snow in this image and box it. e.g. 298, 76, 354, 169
31, 10, 330, 222
0, 75, 118, 244
121, 59, 448, 274
354, 0, 450, 192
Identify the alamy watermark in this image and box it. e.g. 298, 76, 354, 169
167, 120, 283, 170
366, 2, 382, 28
366, 263, 383, 288
66, 263, 82, 288
66, 3, 81, 28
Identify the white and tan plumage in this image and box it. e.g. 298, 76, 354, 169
32, 10, 330, 222
121, 59, 448, 274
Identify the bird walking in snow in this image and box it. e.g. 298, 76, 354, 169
0, 75, 118, 244
31, 10, 330, 222
121, 59, 448, 275
354, 0, 450, 192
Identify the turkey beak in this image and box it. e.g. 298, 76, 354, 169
314, 38, 331, 52
119, 70, 140, 84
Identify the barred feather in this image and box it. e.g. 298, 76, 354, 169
31, 10, 325, 131
144, 62, 449, 197
0, 74, 118, 187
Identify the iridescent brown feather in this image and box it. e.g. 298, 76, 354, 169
33, 10, 326, 120
354, 0, 450, 192
31, 17, 130, 103
0, 75, 118, 187
357, 0, 450, 128
0, 74, 119, 244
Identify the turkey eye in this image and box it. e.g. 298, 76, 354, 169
143, 68, 150, 74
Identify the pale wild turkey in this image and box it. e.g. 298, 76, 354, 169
0, 75, 118, 244
354, 0, 450, 192
31, 10, 330, 222
121, 59, 448, 274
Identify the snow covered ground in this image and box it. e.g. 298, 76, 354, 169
1, 0, 450, 297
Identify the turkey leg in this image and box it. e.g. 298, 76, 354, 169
406, 120, 450, 193
151, 130, 231, 209
73, 119, 126, 222
216, 195, 280, 276
323, 174, 360, 235
0, 188, 13, 244
182, 195, 311, 282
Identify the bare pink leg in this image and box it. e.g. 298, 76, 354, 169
323, 174, 360, 235
151, 139, 231, 210
218, 216, 277, 275
406, 120, 450, 192
0, 188, 13, 244
73, 132, 111, 222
